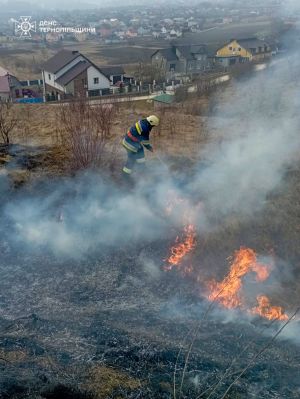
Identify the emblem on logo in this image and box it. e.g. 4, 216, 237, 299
15, 16, 36, 37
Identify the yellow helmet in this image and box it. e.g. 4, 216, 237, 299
147, 115, 160, 126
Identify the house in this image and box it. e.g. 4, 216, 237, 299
42, 49, 111, 100
151, 44, 211, 80
215, 38, 272, 67
45, 32, 64, 42
125, 29, 138, 38
169, 29, 182, 38
0, 66, 22, 101
137, 27, 150, 36
99, 66, 125, 85
115, 31, 126, 40
98, 28, 113, 38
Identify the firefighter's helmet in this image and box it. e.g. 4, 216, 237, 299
147, 115, 160, 126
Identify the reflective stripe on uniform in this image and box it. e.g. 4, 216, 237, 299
136, 157, 145, 163
127, 131, 139, 142
123, 166, 132, 174
141, 140, 150, 145
135, 121, 142, 135
122, 138, 138, 153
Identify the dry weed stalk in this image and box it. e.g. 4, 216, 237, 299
55, 98, 117, 171
174, 270, 298, 399
196, 318, 278, 399
174, 278, 237, 399
219, 307, 299, 399
0, 101, 18, 145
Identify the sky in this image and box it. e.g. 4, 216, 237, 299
0, 0, 297, 15
0, 0, 161, 10
0, 0, 264, 12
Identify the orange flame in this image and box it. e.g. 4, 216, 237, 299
165, 224, 196, 270
163, 195, 288, 322
207, 247, 271, 308
205, 247, 288, 321
252, 295, 288, 321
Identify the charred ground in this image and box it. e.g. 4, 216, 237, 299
0, 162, 300, 399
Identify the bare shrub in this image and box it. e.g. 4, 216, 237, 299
152, 106, 182, 154
230, 61, 254, 78
164, 109, 179, 138
196, 77, 217, 97
16, 104, 33, 145
55, 99, 117, 171
183, 100, 205, 116
156, 107, 179, 138
0, 102, 18, 145
175, 86, 188, 103
137, 62, 165, 83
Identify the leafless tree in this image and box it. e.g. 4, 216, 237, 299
175, 86, 188, 103
0, 101, 18, 145
55, 98, 117, 171
137, 62, 165, 83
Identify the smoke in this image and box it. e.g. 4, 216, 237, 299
188, 52, 300, 227
139, 253, 162, 279
2, 172, 175, 258
0, 169, 9, 200
0, 51, 299, 262
281, 0, 300, 14
279, 320, 300, 344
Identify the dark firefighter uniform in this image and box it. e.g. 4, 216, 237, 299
122, 115, 159, 175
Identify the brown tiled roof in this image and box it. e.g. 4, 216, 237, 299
100, 65, 125, 76
152, 45, 208, 62
152, 47, 178, 61
237, 38, 269, 50
42, 49, 82, 74
56, 60, 91, 86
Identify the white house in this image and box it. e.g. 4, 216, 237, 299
42, 49, 111, 100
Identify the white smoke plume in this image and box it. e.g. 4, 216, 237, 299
1, 42, 300, 261
188, 52, 300, 227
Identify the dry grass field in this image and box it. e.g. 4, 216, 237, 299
0, 39, 163, 80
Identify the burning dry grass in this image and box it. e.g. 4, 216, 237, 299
163, 191, 291, 322
206, 247, 289, 321
165, 224, 197, 270
252, 295, 288, 321
165, 235, 290, 322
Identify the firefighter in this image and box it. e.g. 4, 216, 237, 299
122, 115, 160, 176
